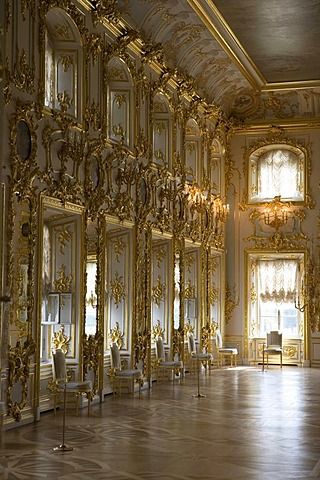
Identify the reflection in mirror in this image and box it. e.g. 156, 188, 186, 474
151, 235, 171, 345
85, 257, 97, 336
184, 244, 200, 339
173, 252, 180, 330
10, 198, 32, 341
85, 218, 98, 336
105, 221, 132, 351
40, 197, 84, 363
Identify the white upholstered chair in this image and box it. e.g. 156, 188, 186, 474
262, 331, 283, 371
215, 329, 238, 367
110, 342, 143, 396
155, 336, 183, 384
52, 349, 92, 416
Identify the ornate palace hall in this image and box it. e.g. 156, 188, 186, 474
1, 366, 320, 480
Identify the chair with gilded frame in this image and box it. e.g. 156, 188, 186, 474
262, 331, 283, 371
215, 329, 238, 367
154, 335, 184, 385
52, 349, 93, 416
110, 342, 143, 396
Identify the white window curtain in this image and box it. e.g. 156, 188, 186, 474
258, 149, 300, 199
258, 259, 298, 303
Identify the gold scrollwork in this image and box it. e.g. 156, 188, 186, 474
250, 286, 257, 303
57, 91, 73, 113
208, 285, 219, 305
184, 279, 195, 299
52, 325, 70, 355
154, 247, 165, 268
83, 331, 103, 395
152, 319, 164, 340
184, 320, 194, 336
134, 329, 150, 374
54, 225, 72, 255
110, 272, 126, 307
7, 336, 36, 421
283, 345, 297, 358
109, 321, 124, 349
201, 320, 218, 353
152, 275, 166, 307
59, 55, 73, 72
112, 237, 125, 262
53, 265, 73, 293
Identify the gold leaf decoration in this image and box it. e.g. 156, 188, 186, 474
110, 272, 125, 307
53, 265, 73, 293
109, 321, 124, 349
52, 325, 70, 355
152, 275, 166, 307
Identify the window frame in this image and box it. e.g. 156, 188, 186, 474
245, 138, 310, 207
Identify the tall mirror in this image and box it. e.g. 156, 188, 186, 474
151, 233, 172, 347
38, 196, 85, 411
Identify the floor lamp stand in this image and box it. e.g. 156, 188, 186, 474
52, 383, 73, 453
193, 357, 206, 398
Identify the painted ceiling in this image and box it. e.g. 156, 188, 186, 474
117, 0, 320, 122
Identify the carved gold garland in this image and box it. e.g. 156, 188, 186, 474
109, 321, 124, 349
152, 319, 164, 340
7, 337, 36, 422
52, 326, 70, 355
83, 331, 104, 395
201, 320, 218, 353
151, 275, 166, 307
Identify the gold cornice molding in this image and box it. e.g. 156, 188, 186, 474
233, 119, 320, 135
261, 80, 320, 92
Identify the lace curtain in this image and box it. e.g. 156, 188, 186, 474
258, 259, 298, 303
258, 149, 300, 199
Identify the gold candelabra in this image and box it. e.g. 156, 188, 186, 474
263, 196, 291, 231
185, 184, 229, 222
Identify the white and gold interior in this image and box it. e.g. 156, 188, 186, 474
2, 2, 320, 469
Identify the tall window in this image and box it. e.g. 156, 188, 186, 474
256, 259, 300, 338
249, 146, 305, 203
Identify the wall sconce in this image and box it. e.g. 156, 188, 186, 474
263, 196, 291, 230
185, 184, 229, 223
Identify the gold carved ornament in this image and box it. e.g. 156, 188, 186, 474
52, 326, 70, 355
83, 331, 104, 395
53, 265, 73, 293
112, 238, 126, 263
184, 320, 194, 336
109, 322, 124, 349
184, 279, 195, 299
152, 319, 164, 340
283, 345, 297, 358
7, 337, 36, 421
201, 321, 218, 353
155, 247, 166, 268
134, 329, 151, 375
208, 285, 219, 305
172, 328, 184, 358
225, 284, 238, 326
110, 272, 126, 307
152, 275, 166, 307
54, 225, 72, 255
